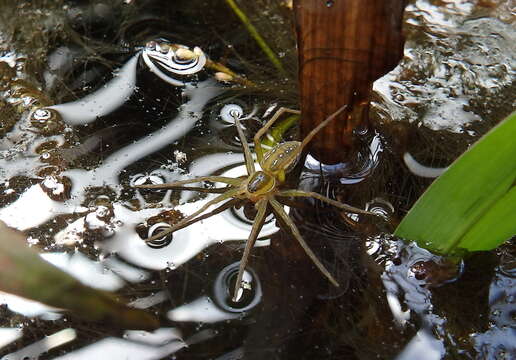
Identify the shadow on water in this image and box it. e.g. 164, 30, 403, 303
0, 0, 514, 359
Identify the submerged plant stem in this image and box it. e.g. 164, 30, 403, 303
206, 59, 254, 86
261, 114, 300, 147
224, 0, 286, 74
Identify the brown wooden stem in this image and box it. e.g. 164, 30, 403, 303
294, 0, 406, 163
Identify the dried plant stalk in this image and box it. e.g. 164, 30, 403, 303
294, 0, 406, 163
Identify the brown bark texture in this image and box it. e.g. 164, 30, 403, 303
294, 0, 406, 163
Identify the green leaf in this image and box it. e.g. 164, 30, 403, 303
261, 114, 299, 147
394, 112, 516, 254
0, 221, 159, 330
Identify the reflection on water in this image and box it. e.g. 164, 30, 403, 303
402, 152, 447, 178
0, 21, 275, 356
373, 0, 515, 134
0, 329, 22, 350
48, 54, 139, 125
51, 328, 217, 360
471, 249, 516, 359
2, 329, 77, 360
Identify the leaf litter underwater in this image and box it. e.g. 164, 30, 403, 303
0, 1, 514, 359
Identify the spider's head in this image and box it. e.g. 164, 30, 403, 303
246, 171, 276, 200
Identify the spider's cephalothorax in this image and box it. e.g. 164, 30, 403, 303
245, 171, 276, 200
135, 105, 374, 301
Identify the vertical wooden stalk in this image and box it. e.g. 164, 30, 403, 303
294, 0, 406, 164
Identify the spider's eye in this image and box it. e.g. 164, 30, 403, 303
247, 171, 275, 195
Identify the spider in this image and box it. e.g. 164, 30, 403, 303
135, 105, 374, 301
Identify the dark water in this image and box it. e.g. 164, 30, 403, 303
0, 1, 514, 359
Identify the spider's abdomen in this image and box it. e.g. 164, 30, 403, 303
246, 171, 276, 196
262, 141, 301, 176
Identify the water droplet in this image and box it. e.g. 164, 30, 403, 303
326, 0, 334, 8
213, 262, 262, 313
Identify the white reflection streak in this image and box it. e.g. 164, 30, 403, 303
382, 274, 411, 327
0, 328, 23, 350
65, 79, 222, 191
0, 80, 221, 231
395, 329, 445, 360
52, 337, 184, 360
0, 185, 87, 230
129, 291, 169, 309
102, 202, 234, 270
52, 328, 216, 360
167, 297, 239, 323
0, 291, 60, 317
1, 328, 76, 360
41, 252, 125, 291
214, 347, 244, 360
403, 152, 447, 178
385, 291, 411, 327
103, 256, 151, 283
49, 54, 140, 125
124, 328, 183, 346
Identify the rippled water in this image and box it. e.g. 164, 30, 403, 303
0, 0, 514, 359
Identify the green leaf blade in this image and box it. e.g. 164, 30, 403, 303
394, 112, 516, 254
458, 184, 516, 251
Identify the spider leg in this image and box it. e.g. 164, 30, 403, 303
278, 190, 374, 215
141, 186, 229, 194
232, 198, 268, 301
254, 107, 301, 163
298, 104, 348, 152
269, 198, 339, 288
133, 176, 242, 189
280, 105, 348, 165
167, 198, 242, 233
145, 188, 244, 242
234, 116, 256, 175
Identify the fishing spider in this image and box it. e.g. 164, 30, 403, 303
135, 105, 373, 300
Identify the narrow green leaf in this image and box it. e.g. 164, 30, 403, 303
0, 221, 159, 330
394, 112, 516, 254
459, 184, 516, 251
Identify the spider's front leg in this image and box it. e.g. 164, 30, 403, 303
133, 176, 241, 192
269, 198, 340, 287
232, 198, 269, 302
233, 116, 256, 175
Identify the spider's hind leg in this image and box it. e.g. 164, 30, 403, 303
278, 189, 374, 215
269, 198, 340, 288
